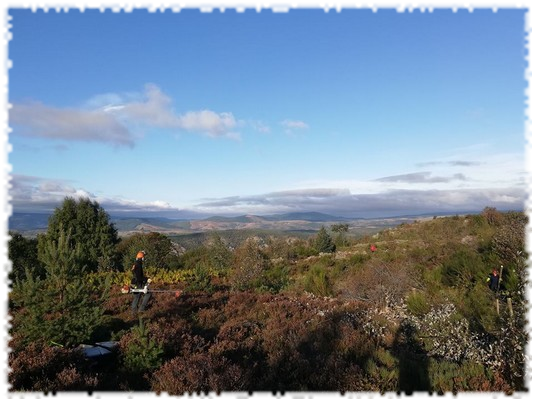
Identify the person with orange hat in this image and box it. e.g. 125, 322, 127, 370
487, 268, 500, 292
131, 250, 151, 313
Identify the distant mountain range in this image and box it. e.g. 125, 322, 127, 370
203, 212, 350, 223
8, 213, 51, 232
8, 210, 470, 237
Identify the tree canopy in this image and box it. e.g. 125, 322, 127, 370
314, 226, 336, 254
116, 231, 180, 270
38, 197, 120, 272
8, 232, 43, 284
11, 229, 108, 349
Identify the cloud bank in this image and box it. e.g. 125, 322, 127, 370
9, 174, 198, 218
193, 187, 525, 218
376, 172, 467, 184
10, 161, 526, 220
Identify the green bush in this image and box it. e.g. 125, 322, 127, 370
11, 229, 109, 349
428, 359, 494, 393
349, 253, 370, 266
440, 248, 486, 288
39, 197, 120, 272
313, 227, 336, 253
116, 232, 180, 271
186, 262, 215, 293
461, 283, 500, 333
406, 291, 431, 317
260, 263, 290, 293
8, 232, 44, 284
230, 238, 271, 291
304, 264, 332, 297
122, 319, 164, 375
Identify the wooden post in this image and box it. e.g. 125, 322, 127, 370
507, 297, 514, 319
496, 265, 503, 316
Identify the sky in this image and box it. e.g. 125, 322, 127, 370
5, 6, 529, 219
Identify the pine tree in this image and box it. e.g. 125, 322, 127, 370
231, 238, 271, 290
8, 231, 44, 284
331, 223, 350, 247
116, 231, 178, 270
207, 233, 232, 271
123, 318, 164, 374
11, 228, 108, 349
39, 197, 119, 272
314, 226, 336, 254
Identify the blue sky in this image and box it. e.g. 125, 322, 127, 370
7, 7, 528, 218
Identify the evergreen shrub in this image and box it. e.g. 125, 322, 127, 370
304, 264, 332, 297
121, 319, 164, 375
406, 291, 431, 317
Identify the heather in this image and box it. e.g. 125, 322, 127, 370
8, 200, 528, 394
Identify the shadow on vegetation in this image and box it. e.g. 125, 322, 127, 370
392, 321, 431, 395
263, 308, 373, 392
92, 316, 132, 342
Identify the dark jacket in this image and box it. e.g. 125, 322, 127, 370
488, 273, 499, 292
131, 258, 147, 287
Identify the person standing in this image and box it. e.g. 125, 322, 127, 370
487, 268, 500, 292
131, 250, 151, 313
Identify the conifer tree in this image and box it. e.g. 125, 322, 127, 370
38, 197, 119, 272
331, 223, 350, 248
207, 233, 232, 271
8, 231, 43, 284
116, 231, 178, 270
314, 226, 336, 254
231, 238, 271, 290
11, 228, 108, 349
123, 318, 164, 375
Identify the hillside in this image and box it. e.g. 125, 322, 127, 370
9, 211, 430, 239
8, 210, 528, 393
118, 212, 417, 235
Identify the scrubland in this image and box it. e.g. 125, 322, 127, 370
8, 204, 528, 394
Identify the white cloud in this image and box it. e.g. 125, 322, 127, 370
193, 150, 527, 216
490, 193, 523, 203
376, 172, 467, 184
281, 119, 309, 135
193, 186, 526, 218
103, 84, 240, 139
178, 110, 239, 139
10, 174, 95, 210
9, 174, 183, 215
150, 200, 173, 209
10, 84, 242, 146
11, 142, 527, 220
11, 172, 526, 219
281, 120, 309, 130
10, 102, 135, 147
250, 120, 271, 134
118, 83, 178, 127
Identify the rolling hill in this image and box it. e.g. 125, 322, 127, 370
9, 211, 427, 238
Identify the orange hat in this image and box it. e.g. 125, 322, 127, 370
136, 251, 146, 259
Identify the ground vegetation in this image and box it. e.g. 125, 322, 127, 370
8, 204, 528, 394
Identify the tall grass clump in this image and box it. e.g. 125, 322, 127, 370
406, 291, 431, 317
304, 264, 332, 297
